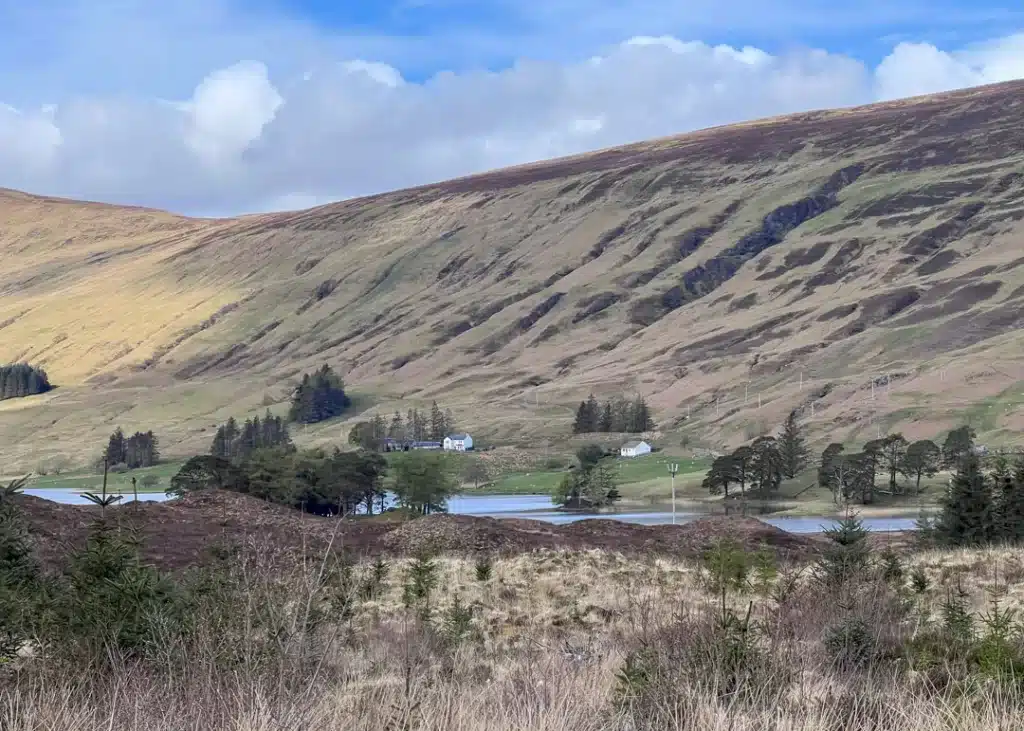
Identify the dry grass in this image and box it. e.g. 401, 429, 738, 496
5, 543, 1024, 730
4, 82, 1024, 468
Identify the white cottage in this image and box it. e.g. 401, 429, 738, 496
443, 433, 474, 451
620, 440, 652, 458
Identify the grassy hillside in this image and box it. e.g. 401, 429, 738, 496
4, 81, 1024, 469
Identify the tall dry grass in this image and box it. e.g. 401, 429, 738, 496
3, 544, 1024, 730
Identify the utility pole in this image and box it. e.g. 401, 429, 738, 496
744, 383, 748, 405
668, 463, 679, 525
799, 371, 803, 390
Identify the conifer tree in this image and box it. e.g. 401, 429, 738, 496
936, 454, 995, 547
778, 410, 810, 479
942, 425, 976, 468
429, 401, 445, 440
901, 439, 940, 493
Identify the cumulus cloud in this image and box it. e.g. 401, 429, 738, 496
1, 32, 1023, 215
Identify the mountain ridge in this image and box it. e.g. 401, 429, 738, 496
2, 80, 1024, 468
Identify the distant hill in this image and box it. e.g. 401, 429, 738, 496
2, 80, 1024, 468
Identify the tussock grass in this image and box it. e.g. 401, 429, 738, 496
4, 540, 1024, 730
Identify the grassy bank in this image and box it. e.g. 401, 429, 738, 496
5, 540, 1024, 729
25, 460, 185, 494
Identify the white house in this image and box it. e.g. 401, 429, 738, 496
620, 440, 651, 458
443, 433, 474, 451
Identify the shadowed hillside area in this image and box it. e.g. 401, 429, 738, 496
4, 81, 1024, 466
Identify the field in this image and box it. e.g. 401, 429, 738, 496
22, 461, 183, 494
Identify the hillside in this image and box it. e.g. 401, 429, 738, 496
3, 81, 1024, 468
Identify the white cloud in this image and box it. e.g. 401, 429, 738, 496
185, 61, 283, 169
1, 31, 1024, 215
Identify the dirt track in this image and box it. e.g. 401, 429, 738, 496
12, 490, 844, 571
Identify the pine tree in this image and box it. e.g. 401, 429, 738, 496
598, 402, 613, 433
936, 454, 995, 547
105, 428, 127, 466
778, 410, 810, 479
210, 426, 228, 458
750, 436, 783, 494
702, 455, 737, 498
819, 443, 845, 489
942, 425, 977, 468
388, 412, 405, 441
572, 395, 600, 434
444, 408, 455, 437
993, 455, 1024, 544
901, 439, 940, 494
879, 433, 909, 493
429, 401, 445, 440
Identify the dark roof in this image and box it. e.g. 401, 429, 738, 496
447, 433, 470, 440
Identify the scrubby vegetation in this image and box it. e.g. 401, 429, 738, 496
4, 468, 1024, 729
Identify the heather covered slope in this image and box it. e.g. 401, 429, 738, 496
3, 81, 1024, 466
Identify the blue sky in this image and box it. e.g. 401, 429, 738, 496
0, 0, 1022, 214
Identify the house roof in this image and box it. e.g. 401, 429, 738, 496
622, 441, 648, 449
447, 433, 470, 440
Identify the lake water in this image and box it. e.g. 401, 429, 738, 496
24, 489, 917, 532
447, 494, 917, 532
23, 488, 174, 505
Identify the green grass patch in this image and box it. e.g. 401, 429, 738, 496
28, 461, 185, 494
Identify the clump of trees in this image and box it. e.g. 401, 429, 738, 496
348, 401, 457, 450
288, 364, 351, 424
552, 444, 621, 509
94, 428, 161, 471
391, 452, 459, 515
819, 433, 947, 506
210, 412, 293, 460
572, 394, 655, 435
0, 363, 52, 401
929, 451, 1024, 547
173, 445, 389, 516
702, 410, 810, 499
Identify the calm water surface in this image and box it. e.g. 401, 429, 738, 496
24, 488, 173, 505
26, 490, 916, 532
446, 494, 916, 532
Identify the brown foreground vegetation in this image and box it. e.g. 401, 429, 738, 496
14, 490, 820, 570
4, 534, 1024, 730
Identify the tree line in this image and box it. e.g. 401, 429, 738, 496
572, 394, 655, 435
818, 425, 975, 506
210, 412, 293, 460
173, 436, 458, 516
348, 401, 458, 451
0, 363, 52, 401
